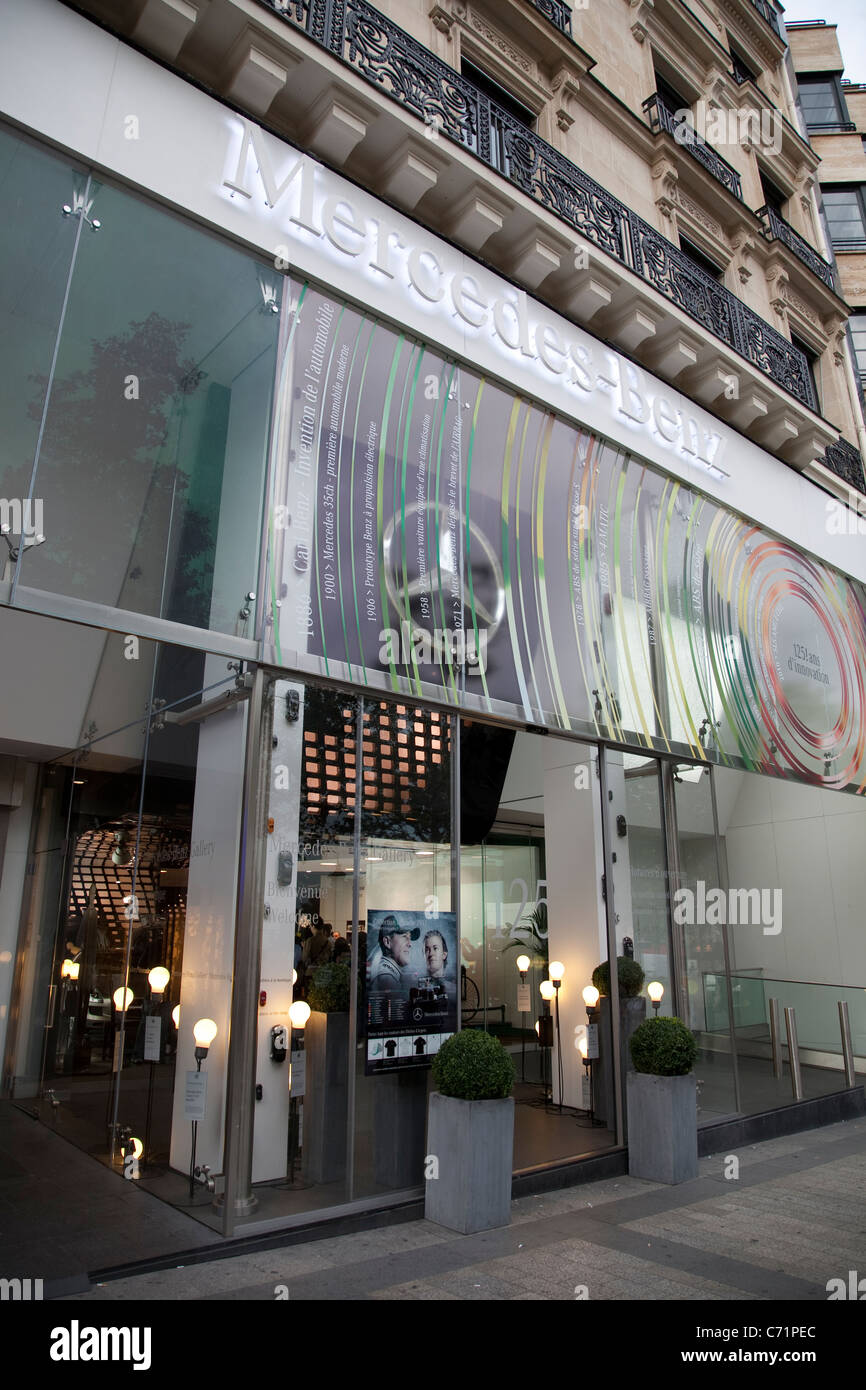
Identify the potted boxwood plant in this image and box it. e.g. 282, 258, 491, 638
425, 1029, 516, 1233
302, 959, 350, 1184
627, 1016, 698, 1184
591, 957, 646, 1129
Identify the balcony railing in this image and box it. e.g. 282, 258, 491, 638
747, 0, 781, 38
757, 205, 837, 290
822, 437, 866, 495
255, 0, 818, 412
525, 0, 572, 38
643, 93, 743, 202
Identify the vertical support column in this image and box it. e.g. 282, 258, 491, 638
219, 665, 274, 1235
784, 1006, 803, 1102
660, 761, 689, 1024
769, 997, 783, 1080
598, 748, 624, 1145
838, 1001, 856, 1089
450, 713, 461, 1019
345, 695, 363, 1201
709, 766, 741, 1114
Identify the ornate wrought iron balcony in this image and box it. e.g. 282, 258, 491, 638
823, 437, 866, 495
255, 0, 818, 412
757, 205, 836, 291
643, 93, 743, 202
525, 0, 572, 38
748, 0, 781, 38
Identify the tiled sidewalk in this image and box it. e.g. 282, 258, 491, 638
64, 1115, 866, 1301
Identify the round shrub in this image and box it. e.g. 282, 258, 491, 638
629, 1016, 697, 1076
592, 957, 645, 999
307, 960, 350, 1013
432, 1029, 515, 1100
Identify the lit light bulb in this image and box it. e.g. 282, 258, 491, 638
148, 966, 170, 995
113, 986, 133, 1012
126, 1136, 144, 1159
193, 1018, 218, 1048
648, 980, 664, 1015
549, 961, 565, 984
540, 980, 555, 1001
582, 985, 600, 1008
578, 1035, 588, 1058
172, 1005, 180, 1030
289, 1000, 311, 1029
292, 968, 298, 986
516, 954, 531, 974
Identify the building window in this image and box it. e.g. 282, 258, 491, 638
654, 71, 690, 118
822, 186, 866, 250
759, 171, 788, 216
790, 333, 820, 406
797, 75, 850, 130
679, 236, 725, 282
729, 40, 759, 87
850, 312, 866, 388
460, 59, 536, 176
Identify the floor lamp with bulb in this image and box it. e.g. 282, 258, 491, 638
539, 979, 556, 1104
108, 985, 133, 1151
287, 999, 310, 1185
189, 1018, 217, 1199
581, 984, 602, 1126
549, 963, 565, 1113
144, 966, 170, 1170
516, 955, 530, 1081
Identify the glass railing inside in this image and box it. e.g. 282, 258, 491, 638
703, 972, 865, 1114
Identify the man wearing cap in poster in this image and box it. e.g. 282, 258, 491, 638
372, 914, 420, 994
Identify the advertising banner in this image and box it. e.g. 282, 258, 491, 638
365, 909, 457, 1074
267, 278, 866, 794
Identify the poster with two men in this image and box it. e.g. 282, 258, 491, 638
365, 908, 458, 1074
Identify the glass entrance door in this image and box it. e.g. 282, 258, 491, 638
603, 749, 740, 1125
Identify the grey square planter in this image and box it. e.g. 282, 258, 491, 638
594, 995, 647, 1129
627, 1071, 698, 1184
425, 1091, 514, 1234
302, 1011, 349, 1184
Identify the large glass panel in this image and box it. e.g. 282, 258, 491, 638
713, 766, 866, 1112
465, 726, 617, 1166
6, 617, 154, 1157
0, 126, 81, 581
670, 764, 739, 1121
265, 269, 866, 804
615, 755, 671, 1006
14, 171, 278, 633
2, 605, 248, 1192
353, 699, 453, 1199
249, 683, 453, 1218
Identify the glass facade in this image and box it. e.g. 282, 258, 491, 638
2, 117, 865, 1236
0, 126, 277, 634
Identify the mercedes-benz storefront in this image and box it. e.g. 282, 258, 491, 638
2, 0, 866, 1236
